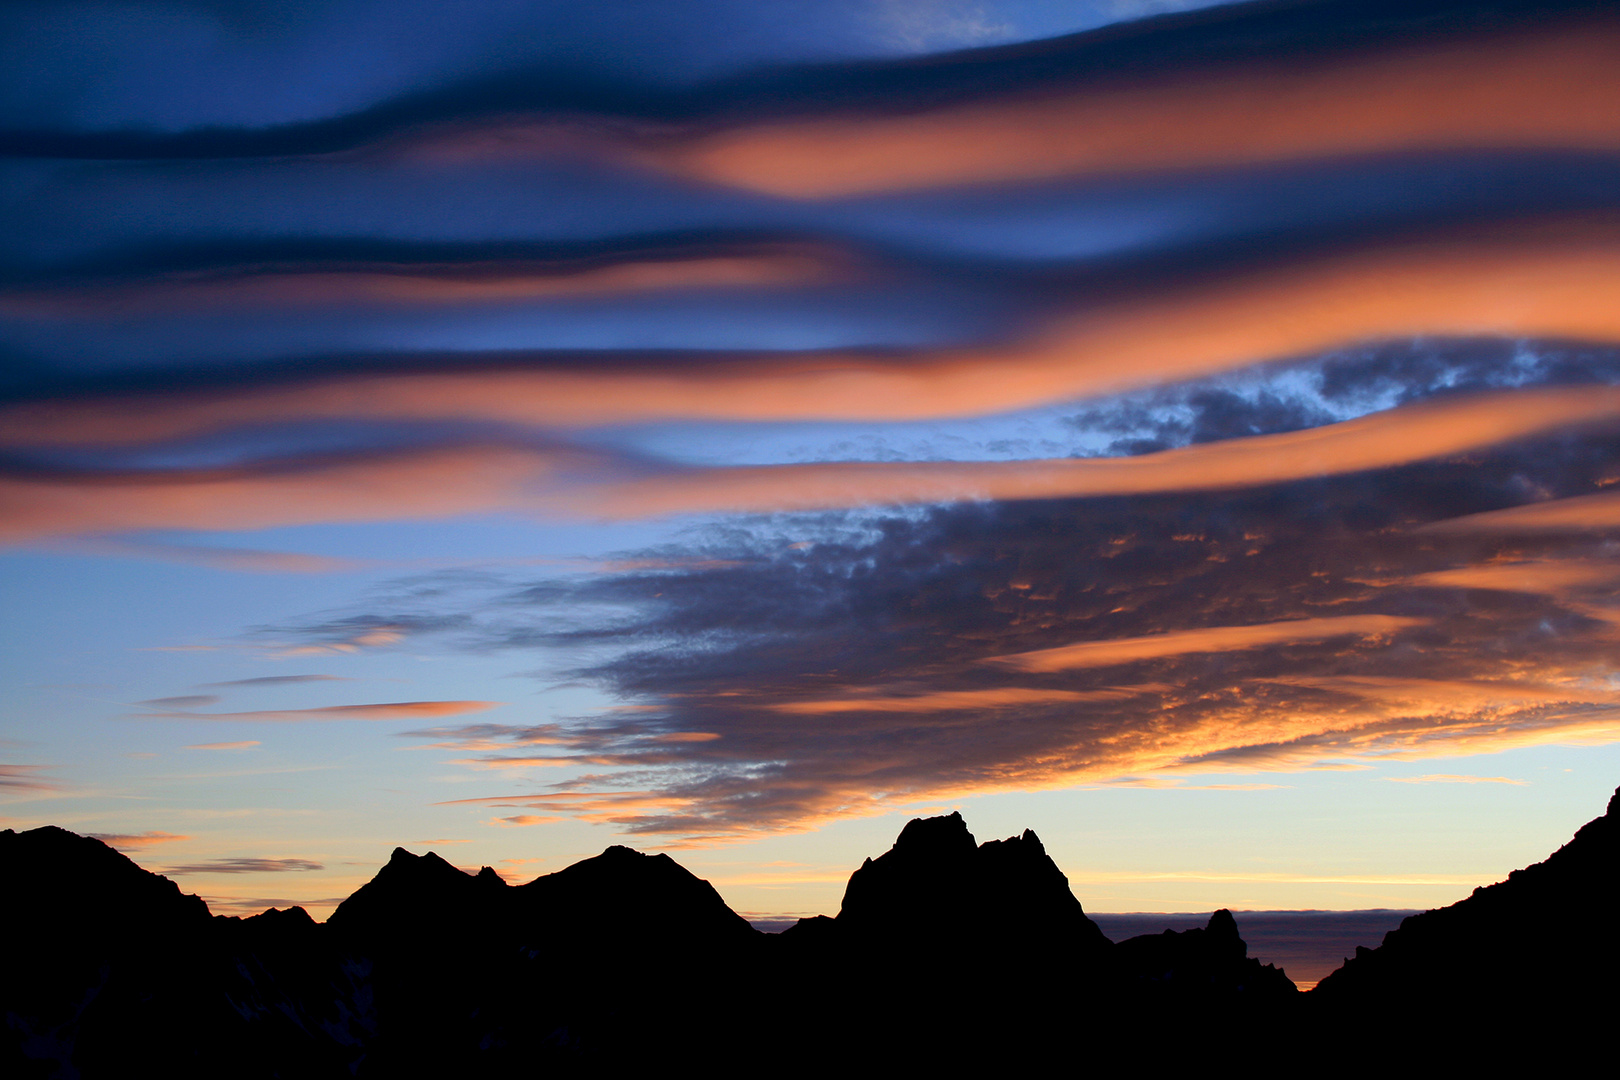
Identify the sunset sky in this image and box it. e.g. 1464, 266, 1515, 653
6, 0, 1620, 925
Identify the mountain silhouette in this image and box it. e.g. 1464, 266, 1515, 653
7, 788, 1618, 1075
1116, 908, 1296, 999
833, 812, 1114, 956
325, 842, 763, 1071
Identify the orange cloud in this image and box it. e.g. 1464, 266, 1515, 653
770, 685, 1137, 714
10, 226, 1620, 448
272, 625, 410, 656
1408, 560, 1620, 593
0, 444, 605, 541
449, 754, 615, 769
987, 615, 1422, 673
133, 700, 500, 722
641, 19, 1620, 196
87, 831, 191, 850
185, 741, 261, 750
1423, 490, 1620, 532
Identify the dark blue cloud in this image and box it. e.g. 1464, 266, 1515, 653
320, 422, 1620, 833
0, 1, 1231, 137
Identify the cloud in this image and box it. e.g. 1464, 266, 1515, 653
164, 858, 324, 874
15, 0, 1620, 847
1385, 773, 1528, 785
53, 537, 365, 574
488, 814, 565, 826
134, 701, 500, 722
1406, 560, 1620, 593
199, 675, 348, 688
371, 422, 1620, 837
261, 614, 471, 656
185, 741, 261, 750
12, 231, 1620, 453
8, 383, 1620, 541
579, 386, 1620, 516
647, 18, 1620, 196
4, 249, 850, 320
1422, 490, 1620, 533
0, 764, 59, 792
0, 444, 618, 543
87, 831, 191, 850
985, 615, 1425, 673
138, 695, 221, 709
769, 686, 1137, 713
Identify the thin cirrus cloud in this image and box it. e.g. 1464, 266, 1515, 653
983, 615, 1426, 672
0, 764, 59, 792
137, 695, 221, 709
86, 831, 191, 850
1386, 774, 1529, 785
185, 741, 261, 751
162, 858, 324, 874
768, 685, 1139, 714
199, 675, 348, 688
56, 537, 367, 575
132, 701, 500, 722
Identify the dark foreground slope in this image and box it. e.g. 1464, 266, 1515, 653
0, 828, 371, 1079
1311, 786, 1620, 1056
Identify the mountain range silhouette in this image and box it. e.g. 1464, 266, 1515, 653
5, 787, 1616, 1076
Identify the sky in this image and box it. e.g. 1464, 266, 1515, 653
6, 0, 1620, 925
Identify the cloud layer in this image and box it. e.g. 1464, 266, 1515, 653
351, 415, 1620, 837
11, 1, 1620, 844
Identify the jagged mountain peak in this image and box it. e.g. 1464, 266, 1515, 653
832, 811, 1113, 961
891, 811, 978, 856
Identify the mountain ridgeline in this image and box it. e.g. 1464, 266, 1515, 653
5, 792, 1618, 1075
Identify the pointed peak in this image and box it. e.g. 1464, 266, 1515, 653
387, 846, 416, 864
601, 844, 643, 859
475, 866, 505, 886
1013, 828, 1045, 854
1608, 784, 1619, 818
1207, 908, 1239, 938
